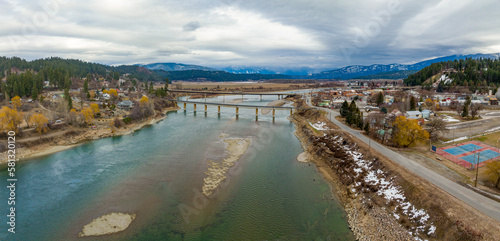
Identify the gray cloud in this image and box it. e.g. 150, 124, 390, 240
183, 21, 201, 32
1, 0, 499, 69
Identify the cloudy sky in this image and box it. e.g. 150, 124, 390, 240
1, 0, 500, 70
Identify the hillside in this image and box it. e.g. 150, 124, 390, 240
221, 66, 317, 76
311, 53, 500, 80
355, 70, 418, 79
156, 70, 289, 82
141, 63, 215, 72
403, 57, 500, 91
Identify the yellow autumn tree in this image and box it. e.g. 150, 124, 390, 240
108, 89, 118, 98
103, 89, 109, 94
0, 106, 23, 132
139, 95, 149, 106
29, 113, 49, 134
90, 103, 100, 115
392, 116, 429, 147
89, 90, 96, 99
484, 161, 500, 189
81, 107, 94, 124
11, 96, 22, 110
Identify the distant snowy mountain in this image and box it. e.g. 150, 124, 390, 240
141, 63, 215, 72
220, 66, 319, 76
140, 53, 500, 80
312, 53, 500, 79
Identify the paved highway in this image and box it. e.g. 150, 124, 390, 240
306, 96, 500, 222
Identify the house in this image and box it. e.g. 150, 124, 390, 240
102, 93, 110, 100
117, 100, 134, 110
388, 109, 403, 118
421, 109, 432, 118
406, 111, 422, 119
490, 98, 498, 105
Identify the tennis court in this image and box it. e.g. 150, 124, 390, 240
436, 141, 500, 168
460, 149, 500, 164
443, 143, 482, 155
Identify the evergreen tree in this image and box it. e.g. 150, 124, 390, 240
410, 96, 417, 111
12, 81, 19, 97
64, 88, 72, 110
31, 82, 38, 100
340, 100, 349, 117
83, 78, 89, 98
364, 122, 370, 134
462, 104, 468, 118
376, 92, 384, 106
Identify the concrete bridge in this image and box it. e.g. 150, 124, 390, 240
168, 89, 295, 101
169, 99, 310, 120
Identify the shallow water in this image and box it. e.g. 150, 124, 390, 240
0, 95, 354, 241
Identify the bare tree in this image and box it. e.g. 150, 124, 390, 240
470, 103, 482, 119
450, 101, 463, 116
24, 112, 32, 128
426, 117, 447, 141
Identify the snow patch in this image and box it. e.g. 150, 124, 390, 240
331, 135, 435, 239
309, 121, 329, 131
443, 136, 468, 144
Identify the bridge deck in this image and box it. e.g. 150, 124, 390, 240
168, 90, 295, 96
169, 99, 311, 109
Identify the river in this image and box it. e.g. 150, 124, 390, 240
0, 94, 354, 241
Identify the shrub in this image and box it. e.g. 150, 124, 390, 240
122, 117, 132, 124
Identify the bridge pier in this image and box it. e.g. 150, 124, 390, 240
236, 107, 239, 116
205, 105, 207, 113
218, 105, 220, 114
174, 101, 178, 108
290, 109, 293, 116
194, 103, 196, 112
272, 108, 275, 118
256, 108, 258, 116
183, 103, 186, 110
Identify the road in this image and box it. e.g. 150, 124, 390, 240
306, 96, 500, 223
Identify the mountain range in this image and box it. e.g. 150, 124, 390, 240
140, 63, 216, 72
309, 53, 500, 79
141, 53, 500, 80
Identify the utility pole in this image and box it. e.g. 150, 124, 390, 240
475, 152, 480, 187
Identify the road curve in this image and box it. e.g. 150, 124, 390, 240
307, 98, 500, 222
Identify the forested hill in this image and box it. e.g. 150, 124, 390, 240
403, 58, 500, 89
0, 56, 108, 78
157, 70, 288, 81
0, 56, 290, 83
0, 56, 293, 98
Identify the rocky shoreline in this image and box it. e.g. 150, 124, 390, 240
292, 116, 414, 240
289, 101, 500, 240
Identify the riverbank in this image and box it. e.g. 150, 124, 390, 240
290, 99, 500, 240
0, 107, 179, 165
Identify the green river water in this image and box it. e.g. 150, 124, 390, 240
0, 95, 354, 241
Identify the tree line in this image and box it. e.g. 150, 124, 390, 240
404, 57, 500, 92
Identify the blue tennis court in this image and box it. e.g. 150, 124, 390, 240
461, 149, 500, 164
443, 143, 482, 156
